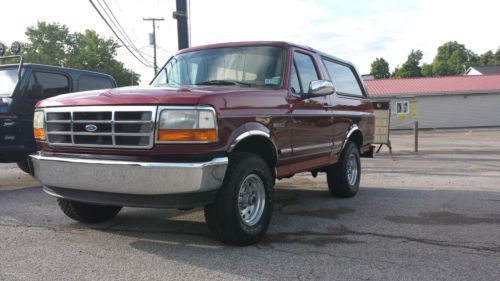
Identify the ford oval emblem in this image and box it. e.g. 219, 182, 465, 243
85, 124, 98, 132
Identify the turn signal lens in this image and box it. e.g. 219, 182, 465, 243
33, 110, 45, 140
157, 129, 217, 142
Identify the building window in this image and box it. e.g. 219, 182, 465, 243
396, 101, 409, 114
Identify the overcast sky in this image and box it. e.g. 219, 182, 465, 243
1, 0, 499, 84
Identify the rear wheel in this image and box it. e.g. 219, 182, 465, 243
204, 152, 274, 246
327, 141, 361, 198
57, 198, 122, 223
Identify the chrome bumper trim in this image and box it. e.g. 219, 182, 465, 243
29, 152, 228, 195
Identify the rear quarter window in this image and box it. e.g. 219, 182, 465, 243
323, 60, 364, 97
78, 75, 114, 91
27, 71, 70, 99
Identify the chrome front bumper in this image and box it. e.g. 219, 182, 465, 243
29, 152, 228, 195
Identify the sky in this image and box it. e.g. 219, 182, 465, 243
1, 0, 499, 84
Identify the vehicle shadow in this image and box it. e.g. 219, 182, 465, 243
2, 185, 500, 280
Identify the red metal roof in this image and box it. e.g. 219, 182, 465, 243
365, 74, 500, 97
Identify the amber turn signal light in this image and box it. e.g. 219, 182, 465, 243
157, 129, 217, 142
34, 128, 45, 140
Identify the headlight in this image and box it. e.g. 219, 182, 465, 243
33, 110, 45, 140
157, 107, 217, 142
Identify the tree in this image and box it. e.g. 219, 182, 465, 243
430, 41, 479, 76
19, 22, 139, 86
421, 63, 433, 77
478, 48, 500, 66
394, 49, 423, 78
370, 58, 390, 79
22, 22, 73, 66
67, 30, 139, 86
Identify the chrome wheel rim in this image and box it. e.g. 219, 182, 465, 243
346, 154, 358, 186
238, 174, 266, 226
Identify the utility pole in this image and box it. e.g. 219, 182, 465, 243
172, 0, 190, 50
143, 17, 164, 75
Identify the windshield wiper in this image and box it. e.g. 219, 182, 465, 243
196, 80, 251, 87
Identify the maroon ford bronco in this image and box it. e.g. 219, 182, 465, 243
29, 41, 374, 245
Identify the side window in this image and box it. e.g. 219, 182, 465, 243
293, 52, 319, 94
290, 64, 301, 94
78, 75, 114, 91
323, 60, 364, 97
27, 71, 70, 99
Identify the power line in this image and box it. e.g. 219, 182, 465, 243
98, 0, 152, 64
96, 0, 152, 66
88, 0, 153, 68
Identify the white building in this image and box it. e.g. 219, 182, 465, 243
365, 75, 500, 129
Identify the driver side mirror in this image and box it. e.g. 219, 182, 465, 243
307, 80, 335, 97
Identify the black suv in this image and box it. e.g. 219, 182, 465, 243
0, 63, 117, 172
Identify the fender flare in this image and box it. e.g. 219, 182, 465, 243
343, 124, 362, 149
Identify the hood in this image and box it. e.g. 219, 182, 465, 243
36, 85, 268, 108
37, 86, 208, 108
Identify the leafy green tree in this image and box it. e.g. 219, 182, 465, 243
370, 58, 390, 79
421, 63, 433, 77
431, 41, 479, 76
479, 51, 495, 66
394, 49, 423, 78
19, 22, 139, 86
21, 22, 73, 65
478, 48, 500, 66
67, 30, 139, 86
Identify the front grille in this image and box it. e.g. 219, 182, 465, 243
44, 106, 157, 149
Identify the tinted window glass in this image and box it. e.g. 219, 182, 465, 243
27, 72, 70, 99
323, 60, 363, 97
79, 75, 114, 91
290, 64, 301, 94
0, 68, 19, 97
294, 52, 318, 93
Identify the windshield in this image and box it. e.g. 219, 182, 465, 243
152, 46, 286, 88
0, 68, 19, 97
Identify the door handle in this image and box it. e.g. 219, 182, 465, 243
322, 103, 334, 109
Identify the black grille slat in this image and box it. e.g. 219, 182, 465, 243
115, 123, 152, 133
47, 123, 71, 132
45, 107, 155, 149
115, 112, 152, 121
74, 135, 113, 145
48, 134, 72, 144
47, 112, 71, 121
73, 112, 112, 120
115, 136, 150, 146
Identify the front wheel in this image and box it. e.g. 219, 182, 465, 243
204, 152, 274, 246
16, 160, 30, 174
327, 141, 361, 198
57, 198, 122, 223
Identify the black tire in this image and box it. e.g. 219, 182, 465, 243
57, 198, 122, 223
16, 160, 30, 174
327, 141, 361, 198
204, 152, 274, 246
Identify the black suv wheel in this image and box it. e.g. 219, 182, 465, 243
204, 152, 274, 246
58, 198, 122, 223
327, 141, 361, 198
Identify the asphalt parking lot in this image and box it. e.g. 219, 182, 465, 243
1, 128, 499, 281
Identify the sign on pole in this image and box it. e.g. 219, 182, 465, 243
372, 101, 393, 156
